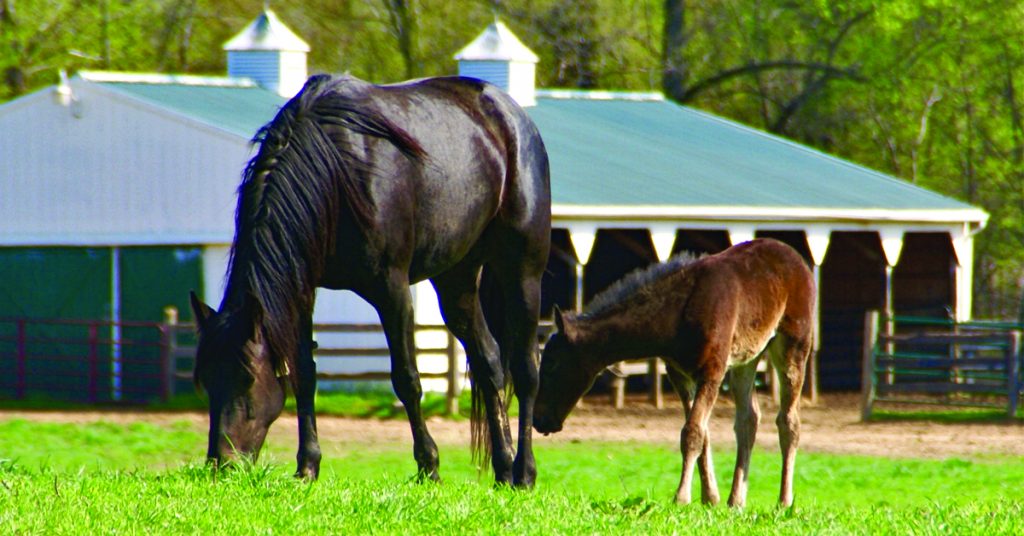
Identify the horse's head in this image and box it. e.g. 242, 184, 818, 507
190, 292, 285, 466
533, 307, 599, 435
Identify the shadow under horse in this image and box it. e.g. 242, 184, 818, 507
189, 74, 551, 487
534, 238, 814, 507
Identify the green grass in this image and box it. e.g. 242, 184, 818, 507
0, 419, 1022, 534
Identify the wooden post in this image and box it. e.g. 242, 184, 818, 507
648, 358, 664, 409
161, 306, 179, 402
445, 330, 460, 416
610, 364, 626, 409
1006, 330, 1020, 418
861, 310, 879, 421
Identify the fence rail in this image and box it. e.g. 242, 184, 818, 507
861, 310, 1023, 419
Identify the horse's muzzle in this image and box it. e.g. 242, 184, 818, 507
532, 415, 562, 435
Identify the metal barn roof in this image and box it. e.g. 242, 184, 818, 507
81, 71, 286, 138
528, 91, 985, 224
77, 75, 984, 225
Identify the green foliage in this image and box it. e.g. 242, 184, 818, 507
1, 419, 1023, 534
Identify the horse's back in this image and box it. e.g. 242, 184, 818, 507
321, 75, 550, 284
686, 239, 814, 358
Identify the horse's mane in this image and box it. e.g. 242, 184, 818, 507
224, 74, 425, 379
582, 251, 705, 319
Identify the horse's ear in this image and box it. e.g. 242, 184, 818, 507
189, 291, 214, 330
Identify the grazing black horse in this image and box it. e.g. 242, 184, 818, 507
189, 74, 551, 487
533, 239, 814, 507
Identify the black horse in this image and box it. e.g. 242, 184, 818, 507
189, 74, 551, 487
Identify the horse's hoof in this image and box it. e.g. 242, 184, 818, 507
294, 465, 319, 481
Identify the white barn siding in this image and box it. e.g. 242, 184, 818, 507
0, 81, 249, 246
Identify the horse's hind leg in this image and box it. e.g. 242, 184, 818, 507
726, 359, 761, 508
770, 332, 811, 507
374, 272, 440, 481
491, 268, 543, 488
432, 265, 515, 484
666, 366, 719, 505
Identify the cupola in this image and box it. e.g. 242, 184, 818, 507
223, 9, 310, 98
454, 20, 539, 107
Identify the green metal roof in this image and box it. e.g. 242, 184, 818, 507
94, 77, 285, 138
82, 74, 982, 219
528, 94, 977, 213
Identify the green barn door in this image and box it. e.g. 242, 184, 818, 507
118, 246, 203, 401
0, 247, 112, 400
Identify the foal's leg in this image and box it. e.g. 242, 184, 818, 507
432, 267, 515, 485
673, 368, 725, 505
771, 332, 811, 507
726, 359, 762, 508
376, 272, 440, 481
295, 315, 322, 479
666, 367, 718, 505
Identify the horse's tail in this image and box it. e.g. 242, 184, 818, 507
470, 269, 511, 469
233, 74, 425, 384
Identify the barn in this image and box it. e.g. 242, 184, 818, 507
0, 10, 987, 397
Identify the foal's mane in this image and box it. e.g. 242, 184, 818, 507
224, 74, 425, 379
582, 251, 704, 319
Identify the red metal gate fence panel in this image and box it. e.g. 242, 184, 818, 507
0, 317, 170, 403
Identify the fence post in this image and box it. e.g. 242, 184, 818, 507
88, 323, 99, 402
648, 358, 664, 409
1007, 330, 1020, 418
861, 310, 879, 421
161, 306, 179, 402
15, 319, 26, 399
445, 330, 460, 416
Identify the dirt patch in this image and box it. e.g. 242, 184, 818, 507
2, 393, 1021, 459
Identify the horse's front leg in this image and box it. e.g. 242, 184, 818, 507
295, 315, 321, 479
666, 366, 719, 505
726, 359, 761, 508
674, 368, 724, 505
378, 276, 440, 481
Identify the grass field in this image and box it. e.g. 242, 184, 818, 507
0, 417, 1022, 534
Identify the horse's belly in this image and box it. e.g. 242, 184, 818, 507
728, 329, 776, 367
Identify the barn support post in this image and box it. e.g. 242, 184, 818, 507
110, 246, 123, 401
861, 310, 880, 421
15, 319, 27, 399
879, 229, 904, 387
568, 225, 597, 407
805, 228, 831, 406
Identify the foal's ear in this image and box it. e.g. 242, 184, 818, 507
189, 291, 215, 329
553, 305, 577, 340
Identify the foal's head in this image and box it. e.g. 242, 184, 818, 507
533, 308, 600, 435
190, 292, 286, 466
